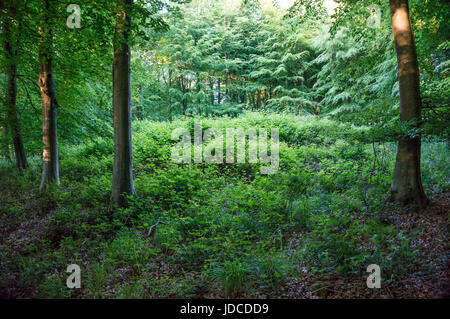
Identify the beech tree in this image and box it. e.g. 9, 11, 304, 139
111, 0, 135, 206
2, 0, 27, 174
38, 0, 60, 189
321, 0, 431, 207
389, 0, 428, 207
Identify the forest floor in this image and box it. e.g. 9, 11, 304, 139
0, 113, 449, 299
1, 191, 447, 299
283, 192, 449, 299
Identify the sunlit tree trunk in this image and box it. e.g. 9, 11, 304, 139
389, 0, 427, 207
3, 2, 27, 174
111, 0, 135, 206
38, 0, 59, 189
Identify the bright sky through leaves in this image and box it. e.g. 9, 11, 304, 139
277, 0, 337, 14
277, 0, 295, 9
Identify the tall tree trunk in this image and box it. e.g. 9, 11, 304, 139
389, 0, 427, 207
111, 0, 135, 206
3, 2, 27, 174
38, 0, 59, 189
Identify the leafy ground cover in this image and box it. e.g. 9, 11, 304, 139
0, 112, 448, 298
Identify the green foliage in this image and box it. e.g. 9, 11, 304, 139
0, 0, 449, 299
103, 229, 158, 270
210, 260, 249, 297
1, 111, 449, 298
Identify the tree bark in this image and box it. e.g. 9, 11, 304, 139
137, 84, 143, 121
38, 0, 59, 189
210, 78, 214, 105
111, 0, 135, 206
218, 78, 221, 104
3, 2, 27, 174
389, 0, 427, 207
168, 68, 172, 120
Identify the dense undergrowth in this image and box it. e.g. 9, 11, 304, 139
0, 112, 448, 298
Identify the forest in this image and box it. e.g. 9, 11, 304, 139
0, 0, 448, 299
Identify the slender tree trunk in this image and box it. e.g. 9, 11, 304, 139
256, 90, 261, 109
210, 78, 215, 105
111, 0, 135, 206
3, 3, 27, 174
389, 0, 427, 207
218, 78, 221, 104
179, 75, 187, 111
168, 69, 172, 120
225, 74, 229, 100
0, 115, 12, 163
225, 58, 229, 99
196, 72, 201, 113
137, 84, 143, 120
38, 0, 59, 189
